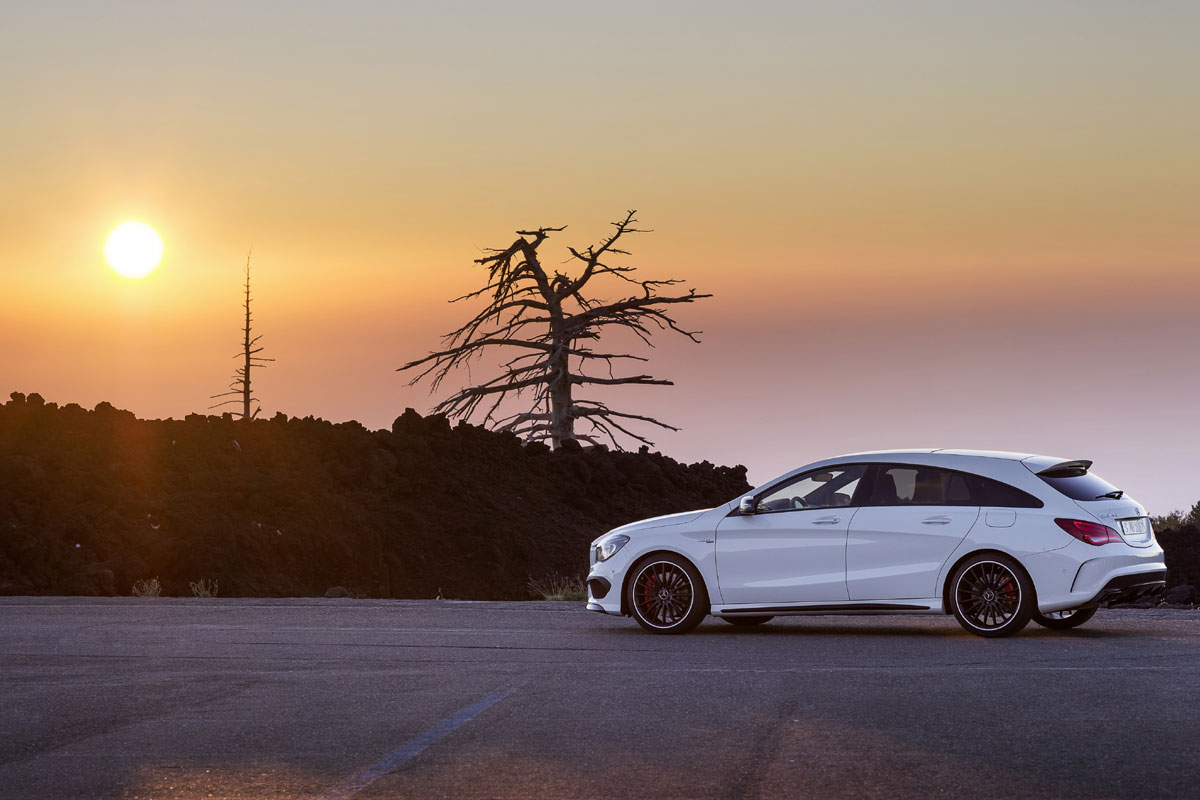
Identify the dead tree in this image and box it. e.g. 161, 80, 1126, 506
210, 252, 273, 419
399, 211, 711, 448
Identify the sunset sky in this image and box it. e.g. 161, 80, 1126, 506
2, 1, 1197, 512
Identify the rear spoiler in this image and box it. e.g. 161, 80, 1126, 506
1024, 458, 1093, 477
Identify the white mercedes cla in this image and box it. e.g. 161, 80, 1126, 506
585, 450, 1166, 637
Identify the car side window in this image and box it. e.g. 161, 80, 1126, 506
972, 476, 1044, 508
756, 465, 867, 513
867, 465, 974, 506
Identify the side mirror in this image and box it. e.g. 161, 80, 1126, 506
738, 495, 757, 515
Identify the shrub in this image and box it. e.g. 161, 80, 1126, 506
131, 578, 161, 597
528, 573, 587, 601
189, 578, 219, 598
1152, 501, 1200, 532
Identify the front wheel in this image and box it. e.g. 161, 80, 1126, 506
626, 554, 708, 635
1032, 606, 1097, 630
949, 554, 1035, 638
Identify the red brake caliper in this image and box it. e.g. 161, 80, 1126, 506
640, 573, 657, 609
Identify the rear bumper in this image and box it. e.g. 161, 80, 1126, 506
1082, 570, 1166, 607
1032, 543, 1166, 613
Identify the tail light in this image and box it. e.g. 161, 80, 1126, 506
1055, 518, 1122, 545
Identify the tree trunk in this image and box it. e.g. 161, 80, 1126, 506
547, 306, 574, 447
242, 275, 252, 419
547, 346, 574, 447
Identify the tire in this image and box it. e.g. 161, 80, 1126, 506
1032, 606, 1097, 630
722, 616, 774, 627
626, 554, 708, 635
949, 554, 1035, 638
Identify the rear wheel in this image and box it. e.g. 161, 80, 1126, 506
1032, 606, 1097, 630
722, 615, 774, 627
949, 554, 1034, 638
626, 554, 708, 635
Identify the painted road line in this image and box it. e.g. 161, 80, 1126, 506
314, 689, 512, 799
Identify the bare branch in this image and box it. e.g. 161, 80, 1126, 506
571, 375, 673, 387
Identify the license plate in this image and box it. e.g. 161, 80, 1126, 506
1120, 518, 1149, 540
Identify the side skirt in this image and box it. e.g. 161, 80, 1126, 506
715, 602, 937, 616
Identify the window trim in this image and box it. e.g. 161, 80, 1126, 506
860, 463, 1044, 509
732, 461, 1045, 516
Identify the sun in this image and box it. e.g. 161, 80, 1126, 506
104, 221, 164, 279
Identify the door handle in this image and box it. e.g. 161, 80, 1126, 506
922, 515, 952, 524
813, 516, 841, 524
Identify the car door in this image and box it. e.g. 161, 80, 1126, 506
845, 464, 980, 600
715, 465, 867, 604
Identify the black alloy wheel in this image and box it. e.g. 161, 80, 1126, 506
1032, 605, 1098, 630
950, 555, 1034, 637
627, 554, 708, 634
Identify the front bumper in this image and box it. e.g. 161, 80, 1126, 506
586, 557, 626, 616
586, 576, 611, 599
585, 578, 612, 614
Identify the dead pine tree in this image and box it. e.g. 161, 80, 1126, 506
399, 210, 711, 448
210, 252, 273, 419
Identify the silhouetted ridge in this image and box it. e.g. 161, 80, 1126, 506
0, 392, 750, 598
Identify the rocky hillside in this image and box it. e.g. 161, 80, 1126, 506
3, 392, 1196, 604
0, 393, 750, 599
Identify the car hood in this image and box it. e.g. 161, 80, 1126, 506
607, 509, 710, 537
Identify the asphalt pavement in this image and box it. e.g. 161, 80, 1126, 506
1, 598, 1197, 799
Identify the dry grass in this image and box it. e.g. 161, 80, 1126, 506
527, 573, 588, 601
131, 577, 161, 597
189, 578, 219, 598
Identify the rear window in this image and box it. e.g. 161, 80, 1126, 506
1038, 469, 1121, 501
